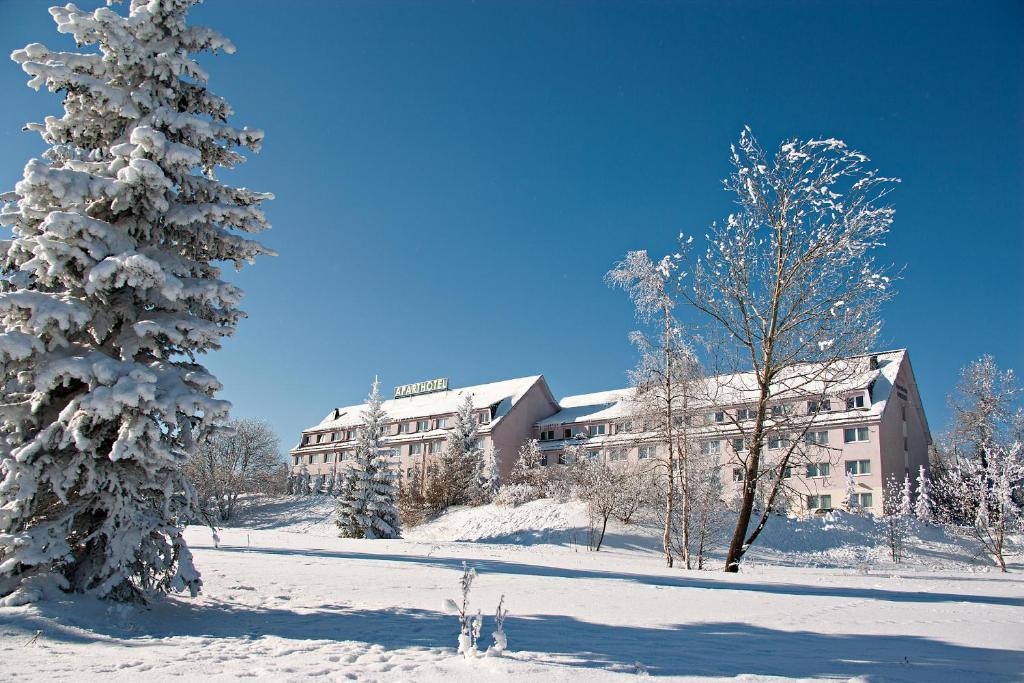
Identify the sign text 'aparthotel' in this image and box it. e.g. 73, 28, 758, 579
394, 377, 449, 399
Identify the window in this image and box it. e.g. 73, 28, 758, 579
732, 437, 747, 452
805, 430, 829, 445
807, 494, 832, 511
701, 440, 721, 455
846, 395, 866, 410
587, 450, 601, 461
398, 422, 409, 434
714, 411, 725, 423
563, 428, 572, 439
615, 421, 633, 434
406, 467, 415, 479
293, 456, 300, 466
301, 435, 310, 446
638, 445, 654, 459
436, 418, 449, 429
768, 434, 792, 450
478, 411, 491, 424
806, 462, 831, 478
609, 449, 627, 462
732, 468, 745, 482
323, 453, 333, 464
843, 427, 870, 443
379, 424, 390, 436
346, 430, 356, 441
331, 432, 340, 442
316, 433, 325, 444
427, 440, 442, 454
782, 466, 792, 479
642, 420, 656, 432
850, 492, 873, 508
540, 454, 549, 466
845, 459, 871, 475
342, 451, 353, 461
588, 424, 606, 437
308, 454, 317, 464
539, 429, 555, 441
416, 420, 430, 432
736, 408, 754, 421
409, 443, 422, 456
771, 405, 785, 418
557, 452, 566, 465
808, 399, 831, 414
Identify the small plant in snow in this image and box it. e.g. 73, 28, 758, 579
445, 561, 478, 657
490, 594, 509, 655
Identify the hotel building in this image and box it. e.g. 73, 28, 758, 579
290, 349, 931, 515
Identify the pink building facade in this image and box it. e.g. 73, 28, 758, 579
289, 350, 931, 515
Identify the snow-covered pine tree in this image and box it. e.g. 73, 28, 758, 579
900, 476, 913, 517
433, 395, 482, 508
845, 471, 860, 512
915, 465, 931, 522
0, 1, 271, 603
476, 446, 502, 499
335, 379, 401, 539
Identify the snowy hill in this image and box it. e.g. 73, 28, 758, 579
225, 495, 1001, 573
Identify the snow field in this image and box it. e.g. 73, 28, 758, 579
0, 497, 1021, 681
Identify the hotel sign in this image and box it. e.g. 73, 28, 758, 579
394, 377, 449, 399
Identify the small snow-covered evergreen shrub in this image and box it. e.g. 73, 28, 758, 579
0, 0, 271, 602
493, 483, 540, 508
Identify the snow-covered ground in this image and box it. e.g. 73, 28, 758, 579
1, 496, 1022, 681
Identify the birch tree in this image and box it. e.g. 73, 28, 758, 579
679, 128, 898, 572
607, 250, 700, 567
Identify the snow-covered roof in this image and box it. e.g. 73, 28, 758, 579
304, 375, 546, 433
540, 350, 908, 427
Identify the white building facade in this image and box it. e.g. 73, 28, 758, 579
289, 350, 931, 515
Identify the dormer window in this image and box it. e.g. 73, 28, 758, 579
588, 424, 606, 437
807, 399, 831, 414
846, 395, 866, 410
416, 420, 430, 432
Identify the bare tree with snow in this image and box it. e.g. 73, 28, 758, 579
335, 379, 401, 539
677, 129, 898, 572
0, 1, 271, 603
935, 356, 1023, 571
607, 249, 703, 568
185, 419, 285, 522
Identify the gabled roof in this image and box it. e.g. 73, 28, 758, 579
540, 350, 908, 426
305, 375, 547, 432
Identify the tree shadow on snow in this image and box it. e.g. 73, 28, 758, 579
4, 598, 1020, 681
192, 543, 1024, 608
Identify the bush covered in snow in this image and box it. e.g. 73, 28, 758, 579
493, 483, 541, 508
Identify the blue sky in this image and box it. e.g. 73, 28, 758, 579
2, 1, 1021, 450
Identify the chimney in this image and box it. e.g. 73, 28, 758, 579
869, 355, 879, 371
332, 408, 341, 420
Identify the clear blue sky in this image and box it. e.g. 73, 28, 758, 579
2, 1, 1021, 450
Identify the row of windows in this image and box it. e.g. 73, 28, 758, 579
701, 425, 872, 455
731, 460, 870, 481
303, 412, 491, 446
294, 437, 482, 466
